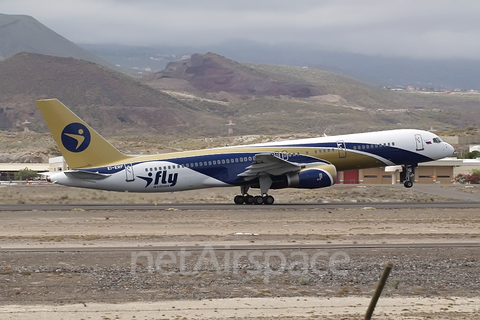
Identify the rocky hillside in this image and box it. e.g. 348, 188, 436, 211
144, 53, 480, 134
144, 53, 320, 98
1, 52, 480, 139
0, 52, 223, 135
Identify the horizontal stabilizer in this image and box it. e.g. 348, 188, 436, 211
64, 170, 111, 180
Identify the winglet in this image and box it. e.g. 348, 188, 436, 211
36, 99, 131, 169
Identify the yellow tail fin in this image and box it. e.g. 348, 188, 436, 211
36, 99, 131, 169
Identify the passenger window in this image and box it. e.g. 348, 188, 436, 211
145, 168, 148, 172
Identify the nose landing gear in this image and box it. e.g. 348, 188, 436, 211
401, 165, 415, 188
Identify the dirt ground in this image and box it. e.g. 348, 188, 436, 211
0, 184, 479, 319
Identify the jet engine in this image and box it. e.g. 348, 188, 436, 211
270, 164, 337, 189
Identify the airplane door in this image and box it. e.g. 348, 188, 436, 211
336, 140, 347, 158
414, 134, 424, 151
125, 163, 135, 182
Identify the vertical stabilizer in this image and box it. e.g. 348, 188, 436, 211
36, 99, 131, 168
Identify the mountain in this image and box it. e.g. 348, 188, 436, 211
144, 53, 321, 98
85, 42, 480, 90
1, 51, 480, 137
143, 52, 406, 109
208, 41, 480, 90
0, 13, 116, 70
0, 52, 222, 135
143, 53, 480, 134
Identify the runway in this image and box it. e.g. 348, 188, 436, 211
1, 242, 480, 253
2, 194, 480, 316
1, 200, 480, 211
2, 185, 480, 318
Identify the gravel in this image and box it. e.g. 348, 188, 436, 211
1, 247, 479, 305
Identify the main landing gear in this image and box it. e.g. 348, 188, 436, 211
234, 194, 274, 205
234, 182, 275, 205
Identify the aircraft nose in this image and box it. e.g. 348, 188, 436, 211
445, 143, 454, 156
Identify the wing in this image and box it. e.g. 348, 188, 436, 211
238, 153, 302, 179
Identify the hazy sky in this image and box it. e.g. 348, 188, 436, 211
2, 0, 480, 59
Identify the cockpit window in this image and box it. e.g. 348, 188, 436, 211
433, 137, 442, 143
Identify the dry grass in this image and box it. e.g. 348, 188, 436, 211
0, 183, 459, 205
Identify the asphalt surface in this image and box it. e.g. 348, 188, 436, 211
411, 184, 480, 201
1, 242, 479, 253
0, 200, 479, 211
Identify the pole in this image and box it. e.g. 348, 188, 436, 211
365, 261, 394, 320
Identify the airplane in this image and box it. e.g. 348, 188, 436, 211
36, 98, 454, 205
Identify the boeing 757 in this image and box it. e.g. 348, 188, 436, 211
36, 99, 454, 204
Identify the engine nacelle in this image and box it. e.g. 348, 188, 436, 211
271, 164, 337, 189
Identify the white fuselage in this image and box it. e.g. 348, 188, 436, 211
49, 129, 454, 192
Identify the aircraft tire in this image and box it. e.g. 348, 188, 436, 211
264, 195, 274, 205
245, 195, 255, 205
254, 195, 264, 205
234, 195, 245, 205
404, 181, 413, 188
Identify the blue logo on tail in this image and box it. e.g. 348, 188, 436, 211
61, 123, 91, 152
